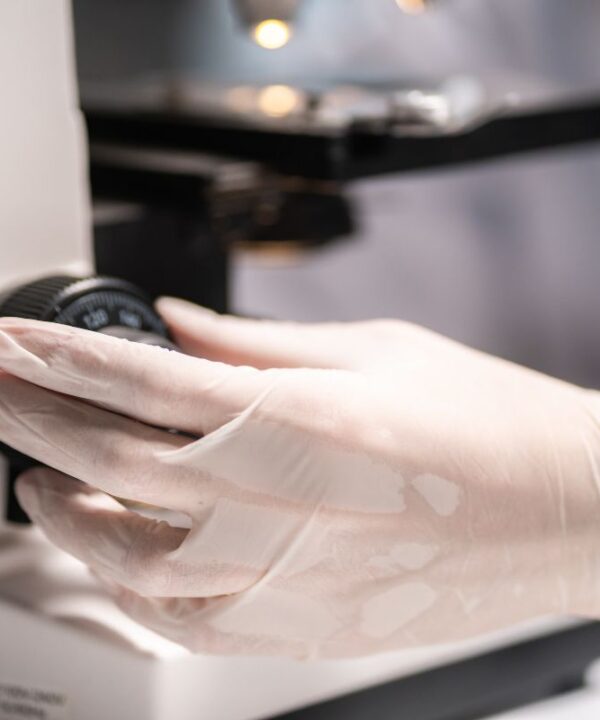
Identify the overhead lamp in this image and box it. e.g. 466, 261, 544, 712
232, 0, 301, 49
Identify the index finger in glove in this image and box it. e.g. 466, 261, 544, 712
0, 318, 274, 435
156, 297, 362, 370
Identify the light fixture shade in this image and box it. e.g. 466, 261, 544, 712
232, 0, 302, 27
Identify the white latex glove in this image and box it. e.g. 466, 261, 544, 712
1, 302, 600, 659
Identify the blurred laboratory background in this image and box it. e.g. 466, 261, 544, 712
73, 0, 600, 386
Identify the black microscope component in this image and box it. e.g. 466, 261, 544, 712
0, 274, 174, 523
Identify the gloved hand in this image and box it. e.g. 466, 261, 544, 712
1, 301, 600, 659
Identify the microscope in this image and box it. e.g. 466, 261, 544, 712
3, 1, 600, 719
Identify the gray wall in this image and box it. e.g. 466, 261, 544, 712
74, 0, 600, 90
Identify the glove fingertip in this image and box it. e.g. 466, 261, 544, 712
155, 297, 218, 322
14, 469, 45, 515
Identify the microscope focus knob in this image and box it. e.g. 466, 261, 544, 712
0, 274, 173, 346
0, 274, 175, 523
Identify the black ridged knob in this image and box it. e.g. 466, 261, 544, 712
0, 274, 173, 523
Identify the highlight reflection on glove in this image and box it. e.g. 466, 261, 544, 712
1, 300, 600, 658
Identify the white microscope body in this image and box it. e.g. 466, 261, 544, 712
0, 1, 91, 293
0, 0, 91, 525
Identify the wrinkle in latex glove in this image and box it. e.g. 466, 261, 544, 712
1, 305, 600, 658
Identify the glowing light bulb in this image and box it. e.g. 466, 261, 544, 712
395, 0, 428, 14
253, 19, 292, 49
